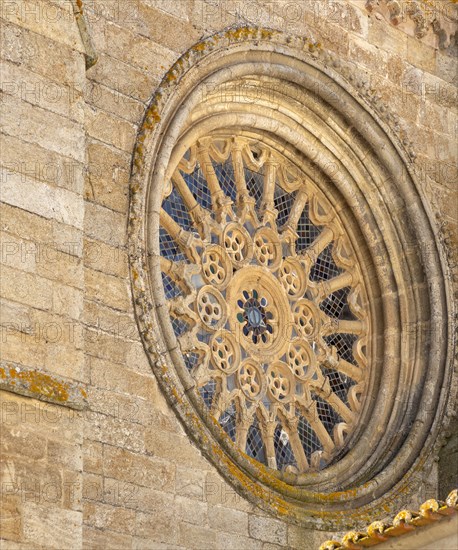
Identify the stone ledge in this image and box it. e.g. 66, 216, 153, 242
71, 0, 98, 69
0, 361, 88, 410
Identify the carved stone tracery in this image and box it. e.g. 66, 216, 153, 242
160, 136, 369, 472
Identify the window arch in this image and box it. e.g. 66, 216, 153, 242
128, 28, 454, 529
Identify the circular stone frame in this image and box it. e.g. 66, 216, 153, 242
128, 27, 455, 530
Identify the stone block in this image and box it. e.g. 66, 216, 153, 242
84, 80, 144, 125
128, 484, 175, 515
144, 426, 207, 469
83, 301, 136, 342
177, 522, 217, 549
215, 531, 263, 550
248, 515, 288, 546
144, 0, 189, 21
103, 443, 175, 491
0, 169, 83, 230
52, 282, 83, 320
84, 201, 127, 247
89, 356, 159, 402
83, 525, 132, 550
47, 437, 82, 472
84, 328, 130, 365
0, 300, 33, 334
0, 265, 52, 311
174, 495, 207, 526
1, 0, 84, 52
84, 411, 146, 453
1, 93, 85, 164
406, 35, 437, 74
0, 21, 86, 90
36, 248, 83, 290
175, 467, 207, 500
349, 35, 388, 74
0, 203, 50, 248
83, 238, 128, 278
132, 538, 186, 550
83, 439, 104, 475
0, 494, 22, 542
85, 106, 137, 153
135, 510, 179, 545
0, 59, 84, 122
83, 501, 136, 534
0, 133, 84, 196
288, 523, 339, 549
368, 15, 408, 56
1, 426, 47, 461
85, 140, 131, 214
204, 472, 254, 512
86, 0, 200, 54
84, 267, 130, 312
94, 17, 176, 81
208, 505, 249, 535
87, 52, 155, 103
0, 231, 36, 273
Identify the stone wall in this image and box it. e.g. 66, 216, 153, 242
0, 1, 456, 548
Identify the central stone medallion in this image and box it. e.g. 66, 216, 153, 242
227, 266, 292, 360
237, 289, 272, 343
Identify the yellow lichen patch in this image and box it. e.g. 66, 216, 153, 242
8, 368, 69, 403
192, 42, 207, 52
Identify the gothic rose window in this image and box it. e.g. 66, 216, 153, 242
159, 135, 369, 472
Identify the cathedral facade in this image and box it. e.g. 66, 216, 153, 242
0, 1, 457, 548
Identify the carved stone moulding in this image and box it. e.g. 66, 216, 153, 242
365, 0, 458, 49
128, 28, 454, 530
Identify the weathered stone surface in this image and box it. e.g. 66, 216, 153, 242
1, 0, 456, 548
0, 169, 83, 229
248, 515, 288, 546
83, 501, 136, 534
103, 445, 175, 490
0, 20, 86, 90
85, 141, 131, 213
208, 505, 249, 535
83, 202, 127, 247
84, 267, 130, 311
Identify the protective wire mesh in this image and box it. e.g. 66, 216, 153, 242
310, 244, 343, 282
274, 424, 297, 470
321, 366, 353, 405
183, 352, 200, 372
214, 159, 237, 202
161, 273, 183, 300
220, 402, 237, 442
313, 395, 344, 437
162, 187, 193, 229
159, 227, 186, 262
324, 333, 357, 364
297, 414, 323, 459
182, 165, 212, 211
296, 203, 322, 253
274, 186, 296, 227
320, 287, 352, 319
246, 418, 266, 464
199, 380, 217, 409
245, 167, 264, 210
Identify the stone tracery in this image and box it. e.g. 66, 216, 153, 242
160, 135, 369, 472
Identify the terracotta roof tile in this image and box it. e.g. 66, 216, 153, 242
319, 489, 458, 550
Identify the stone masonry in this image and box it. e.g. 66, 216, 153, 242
0, 1, 456, 548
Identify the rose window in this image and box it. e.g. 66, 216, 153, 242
159, 136, 369, 472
